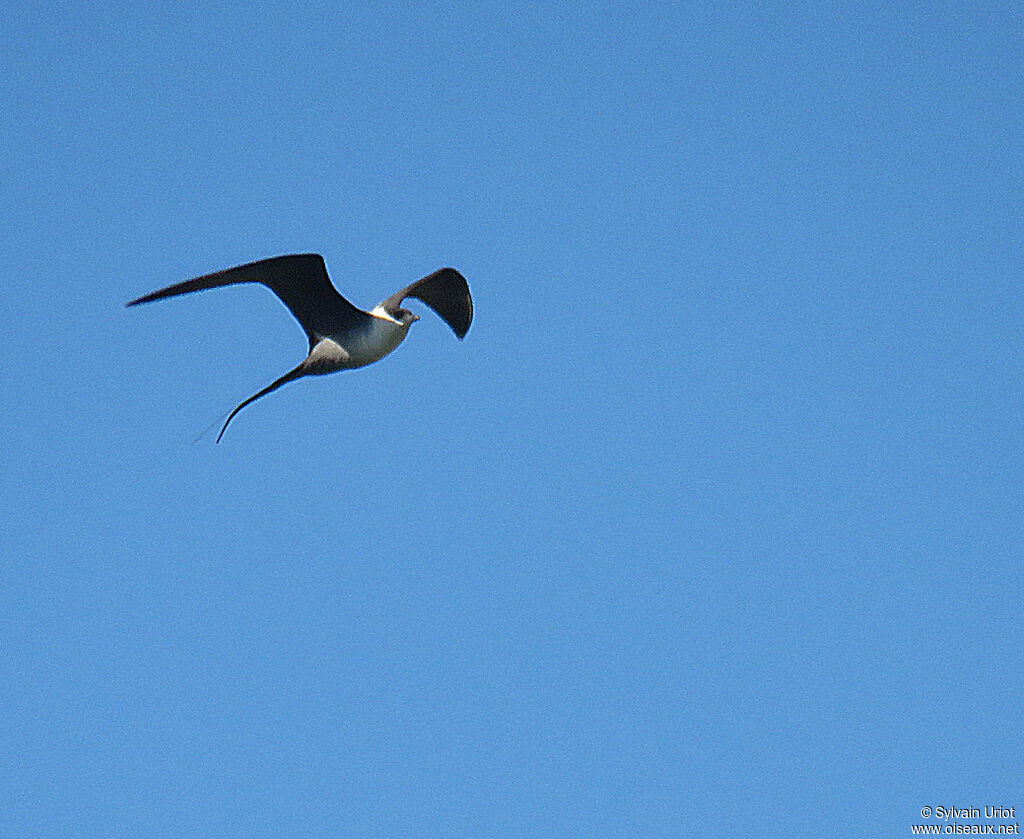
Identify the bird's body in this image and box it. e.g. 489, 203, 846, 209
342, 306, 412, 367
306, 307, 411, 372
126, 254, 472, 441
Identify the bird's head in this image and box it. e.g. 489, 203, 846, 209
395, 308, 420, 326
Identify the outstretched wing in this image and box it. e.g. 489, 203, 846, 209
381, 267, 473, 339
126, 253, 370, 345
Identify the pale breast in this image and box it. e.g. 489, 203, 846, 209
331, 309, 410, 368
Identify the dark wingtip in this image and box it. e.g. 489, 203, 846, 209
456, 290, 473, 339
444, 273, 472, 339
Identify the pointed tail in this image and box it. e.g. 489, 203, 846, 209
217, 363, 308, 443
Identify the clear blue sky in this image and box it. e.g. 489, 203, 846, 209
2, 2, 1021, 836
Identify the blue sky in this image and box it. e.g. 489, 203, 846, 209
1, 1, 1021, 836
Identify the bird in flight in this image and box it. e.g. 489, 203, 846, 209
126, 254, 473, 442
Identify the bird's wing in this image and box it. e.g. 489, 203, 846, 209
126, 254, 370, 345
381, 268, 473, 339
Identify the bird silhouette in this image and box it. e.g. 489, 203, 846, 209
126, 254, 472, 441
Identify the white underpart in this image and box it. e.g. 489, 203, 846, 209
308, 305, 411, 371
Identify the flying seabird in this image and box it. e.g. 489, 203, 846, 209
126, 254, 473, 441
